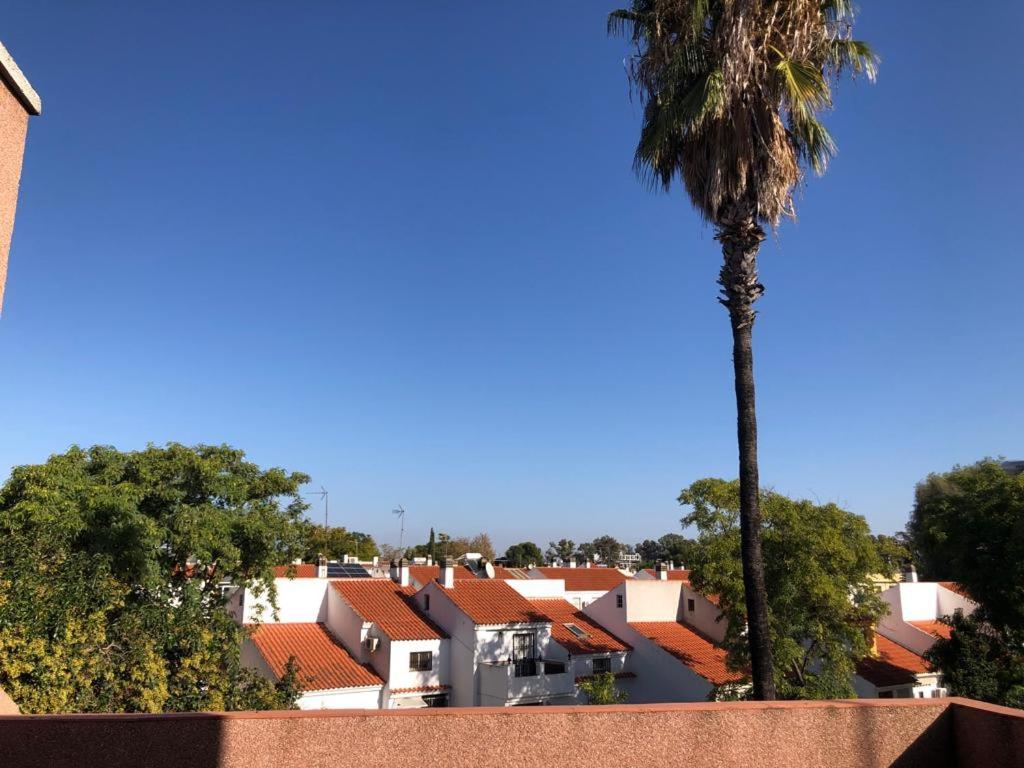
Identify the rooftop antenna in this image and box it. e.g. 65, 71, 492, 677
309, 486, 328, 528
392, 506, 406, 551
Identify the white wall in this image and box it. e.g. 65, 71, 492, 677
937, 584, 976, 617
296, 686, 382, 710
623, 581, 684, 622
413, 582, 478, 707
678, 585, 727, 643
386, 638, 446, 694
506, 579, 565, 599
241, 578, 329, 624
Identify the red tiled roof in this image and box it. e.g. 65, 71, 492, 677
531, 598, 631, 655
938, 582, 974, 600
909, 620, 953, 641
536, 567, 628, 592
492, 566, 529, 580
272, 564, 317, 578
629, 621, 741, 685
408, 565, 477, 587
248, 623, 383, 691
640, 568, 692, 583
856, 634, 930, 688
390, 685, 451, 695
331, 580, 446, 641
438, 581, 551, 625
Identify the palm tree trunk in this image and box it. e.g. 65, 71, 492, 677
717, 206, 777, 701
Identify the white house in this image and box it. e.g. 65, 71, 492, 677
528, 565, 629, 608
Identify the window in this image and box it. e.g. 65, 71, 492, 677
616, 594, 623, 608
425, 594, 430, 611
564, 623, 589, 639
878, 691, 894, 699
592, 657, 612, 675
409, 651, 432, 672
422, 694, 448, 708
687, 599, 695, 612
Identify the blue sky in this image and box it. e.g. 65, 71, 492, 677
3, 2, 1022, 552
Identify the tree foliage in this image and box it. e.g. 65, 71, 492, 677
546, 538, 576, 564
0, 444, 307, 713
578, 671, 628, 705
907, 459, 1024, 632
635, 533, 698, 569
589, 535, 623, 565
870, 534, 912, 579
299, 524, 378, 562
503, 541, 543, 568
679, 478, 884, 699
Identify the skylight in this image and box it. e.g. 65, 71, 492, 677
564, 623, 589, 639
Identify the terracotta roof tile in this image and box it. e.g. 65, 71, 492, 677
408, 565, 476, 587
629, 621, 741, 685
536, 567, 628, 592
438, 581, 550, 625
575, 671, 637, 683
492, 566, 529, 580
390, 685, 451, 694
856, 634, 930, 688
640, 568, 692, 583
248, 623, 383, 691
331, 580, 447, 640
531, 598, 631, 655
272, 564, 317, 578
909, 620, 953, 641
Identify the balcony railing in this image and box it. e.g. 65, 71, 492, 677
479, 658, 573, 703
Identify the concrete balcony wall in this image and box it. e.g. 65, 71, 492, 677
478, 660, 573, 705
0, 698, 1021, 768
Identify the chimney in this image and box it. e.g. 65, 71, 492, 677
438, 556, 455, 589
903, 564, 918, 583
398, 557, 410, 587
0, 42, 42, 314
317, 555, 328, 579
585, 560, 592, 569
655, 561, 668, 581
426, 555, 433, 566
568, 559, 577, 569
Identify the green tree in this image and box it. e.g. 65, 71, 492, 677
679, 478, 884, 700
610, 0, 876, 700
504, 542, 543, 568
870, 534, 911, 579
0, 443, 307, 713
468, 533, 497, 561
300, 524, 379, 562
636, 534, 698, 569
590, 535, 622, 565
546, 539, 576, 564
924, 610, 1024, 709
577, 542, 597, 564
907, 459, 1024, 631
428, 527, 436, 562
578, 671, 628, 704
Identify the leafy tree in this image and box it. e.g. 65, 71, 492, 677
679, 478, 884, 700
546, 539, 576, 564
609, 0, 876, 700
590, 535, 622, 565
0, 443, 307, 713
468, 533, 497, 561
300, 524, 378, 562
578, 671, 628, 704
636, 534, 698, 569
907, 459, 1024, 632
577, 542, 597, 564
504, 542, 543, 568
378, 543, 405, 564
870, 534, 911, 579
925, 610, 1024, 709
428, 528, 436, 563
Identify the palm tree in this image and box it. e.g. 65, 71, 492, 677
608, 0, 875, 700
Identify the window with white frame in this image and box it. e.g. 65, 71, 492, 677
592, 657, 612, 675
409, 651, 432, 671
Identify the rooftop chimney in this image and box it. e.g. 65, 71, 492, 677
655, 561, 668, 581
568, 558, 577, 569
398, 557, 410, 587
0, 41, 41, 314
585, 560, 592, 569
317, 555, 328, 579
903, 564, 918, 584
438, 556, 455, 589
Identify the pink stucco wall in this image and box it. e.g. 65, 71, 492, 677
0, 77, 29, 312
4, 698, 1019, 768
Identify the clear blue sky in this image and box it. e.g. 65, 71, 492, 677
3, 2, 1022, 552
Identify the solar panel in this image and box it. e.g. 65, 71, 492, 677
326, 563, 370, 578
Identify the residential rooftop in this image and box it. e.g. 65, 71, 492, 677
536, 567, 629, 592
435, 580, 550, 626
530, 598, 631, 655
628, 621, 741, 686
330, 579, 446, 641
248, 623, 382, 692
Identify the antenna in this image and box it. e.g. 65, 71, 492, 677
309, 486, 329, 528
392, 506, 406, 551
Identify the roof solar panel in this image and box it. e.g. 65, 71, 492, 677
326, 563, 370, 578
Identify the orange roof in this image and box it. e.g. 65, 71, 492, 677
536, 567, 628, 592
492, 566, 529, 580
408, 564, 477, 587
909, 620, 953, 641
272, 564, 317, 578
437, 581, 550, 625
331, 580, 446, 640
939, 582, 973, 600
856, 634, 930, 688
629, 621, 741, 685
640, 568, 692, 583
531, 598, 631, 655
575, 671, 637, 683
390, 685, 451, 694
248, 623, 382, 691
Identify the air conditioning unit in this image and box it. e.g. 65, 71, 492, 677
364, 636, 380, 653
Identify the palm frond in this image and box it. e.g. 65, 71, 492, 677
789, 113, 836, 175
828, 39, 879, 81
607, 9, 645, 40
774, 54, 831, 118
821, 0, 854, 22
